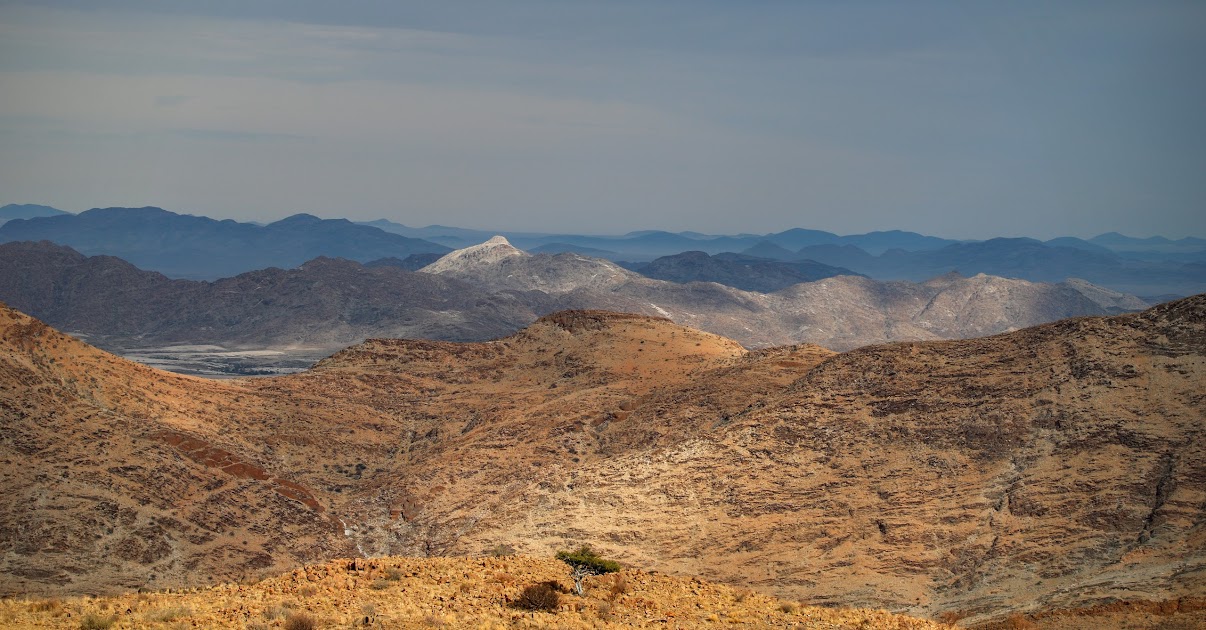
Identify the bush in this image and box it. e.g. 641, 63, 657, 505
515, 582, 562, 612
265, 603, 293, 620
284, 612, 318, 630
78, 614, 115, 630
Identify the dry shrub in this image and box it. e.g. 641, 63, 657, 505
516, 582, 562, 612
370, 579, 390, 590
487, 543, 516, 556
384, 567, 403, 581
265, 603, 293, 620
284, 611, 318, 630
298, 586, 318, 598
78, 614, 115, 630
597, 601, 614, 619
459, 582, 473, 594
607, 573, 629, 600
734, 587, 754, 603
779, 601, 799, 614
29, 598, 63, 613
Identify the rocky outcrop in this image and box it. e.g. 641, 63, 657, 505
420, 235, 528, 274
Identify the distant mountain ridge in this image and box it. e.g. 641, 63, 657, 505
0, 207, 450, 279
0, 241, 1146, 367
629, 250, 861, 293
0, 203, 69, 225
783, 238, 1206, 297
2, 203, 1200, 294
0, 241, 538, 351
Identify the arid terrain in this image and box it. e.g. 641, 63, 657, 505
1, 297, 1203, 627
2, 556, 953, 629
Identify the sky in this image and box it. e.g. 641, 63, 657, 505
0, 1, 1203, 239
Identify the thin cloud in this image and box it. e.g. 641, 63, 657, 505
0, 2, 1202, 238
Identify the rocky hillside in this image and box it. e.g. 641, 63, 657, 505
0, 241, 544, 351
420, 235, 637, 293
1, 298, 1202, 625
418, 237, 1147, 350
0, 241, 1142, 364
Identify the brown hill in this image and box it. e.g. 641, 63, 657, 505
1, 298, 1203, 626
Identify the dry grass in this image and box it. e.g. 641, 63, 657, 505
146, 605, 192, 622
283, 611, 317, 630
77, 613, 115, 630
28, 598, 63, 614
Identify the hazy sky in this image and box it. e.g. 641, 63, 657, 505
1, 1, 1203, 238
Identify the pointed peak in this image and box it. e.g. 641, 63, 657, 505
420, 234, 529, 274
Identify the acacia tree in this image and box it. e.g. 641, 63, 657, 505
556, 546, 621, 596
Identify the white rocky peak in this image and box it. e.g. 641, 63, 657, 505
420, 235, 530, 274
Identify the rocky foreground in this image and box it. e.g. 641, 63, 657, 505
2, 555, 947, 629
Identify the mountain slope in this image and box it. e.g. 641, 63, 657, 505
421, 236, 637, 293
0, 207, 450, 279
1, 299, 1202, 625
420, 239, 1143, 350
293, 298, 1206, 624
0, 305, 356, 595
0, 241, 538, 353
633, 250, 859, 292
0, 242, 1145, 365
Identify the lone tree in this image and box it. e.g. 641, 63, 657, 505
556, 545, 621, 596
